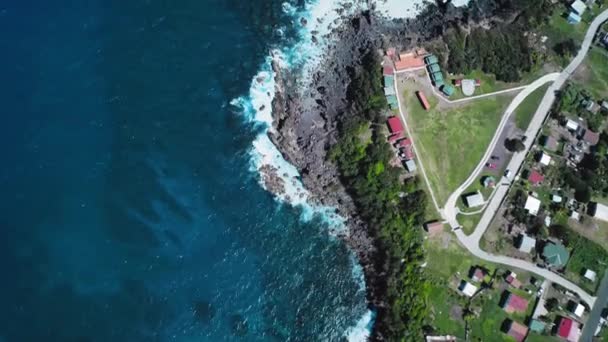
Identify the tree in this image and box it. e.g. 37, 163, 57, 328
545, 297, 559, 311
548, 225, 569, 243
554, 39, 579, 58
505, 138, 526, 152
574, 186, 591, 203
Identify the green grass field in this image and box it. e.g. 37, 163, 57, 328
575, 48, 608, 98
514, 83, 551, 130
405, 90, 514, 206
565, 233, 608, 294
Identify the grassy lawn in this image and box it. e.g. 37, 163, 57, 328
458, 213, 482, 236
572, 48, 608, 98
405, 89, 514, 206
514, 83, 551, 130
565, 232, 608, 294
526, 333, 561, 342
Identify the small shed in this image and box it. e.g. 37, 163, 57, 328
459, 280, 477, 297
441, 84, 455, 97
539, 152, 552, 166
382, 66, 394, 76
572, 303, 585, 317
529, 320, 546, 334
387, 116, 404, 134
424, 221, 443, 236
590, 202, 608, 222
584, 269, 597, 282
462, 79, 476, 96
566, 119, 579, 131
405, 159, 417, 172
428, 64, 440, 73
483, 176, 496, 188
425, 55, 438, 65
464, 192, 484, 208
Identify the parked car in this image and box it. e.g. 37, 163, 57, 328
490, 155, 500, 160
504, 169, 512, 178
486, 162, 497, 169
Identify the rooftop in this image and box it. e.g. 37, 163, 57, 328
582, 129, 600, 146
503, 292, 529, 313
539, 152, 552, 166
464, 192, 484, 208
528, 170, 545, 185
571, 0, 587, 15
543, 242, 570, 268
591, 202, 608, 222
518, 234, 536, 253
524, 195, 541, 216
506, 320, 528, 342
459, 280, 477, 297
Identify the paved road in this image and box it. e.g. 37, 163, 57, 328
442, 9, 608, 307
581, 272, 608, 341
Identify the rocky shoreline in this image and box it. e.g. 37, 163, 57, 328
262, 1, 510, 338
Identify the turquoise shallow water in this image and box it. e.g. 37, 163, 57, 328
0, 1, 369, 340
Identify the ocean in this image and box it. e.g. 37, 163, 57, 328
0, 0, 473, 340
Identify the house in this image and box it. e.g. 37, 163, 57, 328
405, 159, 417, 172
566, 119, 580, 131
506, 272, 522, 289
394, 51, 426, 71
589, 202, 608, 222
517, 234, 536, 253
432, 72, 444, 86
602, 100, 608, 111
529, 319, 546, 334
384, 87, 396, 96
543, 242, 570, 268
584, 99, 599, 113
464, 192, 484, 208
424, 221, 444, 236
568, 11, 582, 24
441, 84, 455, 97
525, 195, 541, 216
571, 210, 581, 221
528, 170, 545, 185
387, 116, 403, 134
571, 302, 585, 317
416, 91, 430, 110
505, 320, 529, 342
383, 75, 394, 87
552, 194, 563, 203
584, 268, 597, 282
581, 129, 600, 146
538, 152, 552, 166
483, 176, 496, 188
543, 136, 559, 151
502, 292, 529, 313
398, 138, 414, 160
557, 316, 582, 342
570, 0, 587, 15
470, 267, 486, 282
459, 280, 477, 297
382, 66, 394, 76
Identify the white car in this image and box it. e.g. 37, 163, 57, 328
504, 169, 512, 179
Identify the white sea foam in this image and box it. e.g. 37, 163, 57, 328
374, 0, 470, 19
232, 0, 384, 339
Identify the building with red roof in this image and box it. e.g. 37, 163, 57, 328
557, 317, 581, 342
416, 91, 430, 110
398, 138, 415, 160
388, 133, 403, 143
424, 221, 443, 236
383, 66, 395, 76
528, 170, 544, 185
506, 274, 522, 289
505, 320, 528, 342
502, 292, 529, 314
387, 116, 403, 134
582, 129, 600, 146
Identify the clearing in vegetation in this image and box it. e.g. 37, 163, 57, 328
402, 83, 514, 206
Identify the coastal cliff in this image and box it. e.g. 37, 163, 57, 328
265, 0, 521, 339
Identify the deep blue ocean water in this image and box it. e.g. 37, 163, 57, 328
0, 1, 369, 341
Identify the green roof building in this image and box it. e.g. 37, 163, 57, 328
543, 242, 570, 268
425, 55, 438, 65
431, 72, 443, 82
441, 84, 455, 97
386, 95, 398, 106
529, 319, 546, 333
428, 64, 440, 73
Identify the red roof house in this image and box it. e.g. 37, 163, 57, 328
398, 137, 412, 148
471, 267, 486, 282
502, 293, 529, 314
582, 129, 600, 146
383, 66, 395, 76
388, 133, 403, 143
387, 117, 403, 134
506, 320, 528, 342
424, 221, 443, 236
506, 274, 522, 289
557, 317, 581, 342
416, 91, 430, 110
528, 170, 545, 185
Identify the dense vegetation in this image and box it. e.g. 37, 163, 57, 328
330, 52, 429, 340
441, 0, 559, 82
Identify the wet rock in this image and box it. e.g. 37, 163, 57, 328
193, 300, 215, 324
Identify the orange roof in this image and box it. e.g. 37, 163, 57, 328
395, 55, 425, 70
425, 221, 443, 236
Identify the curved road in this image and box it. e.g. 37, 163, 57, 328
442, 9, 608, 307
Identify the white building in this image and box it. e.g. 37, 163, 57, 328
566, 119, 580, 131
465, 192, 484, 208
552, 194, 563, 203
539, 152, 552, 166
584, 269, 597, 282
573, 303, 585, 317
525, 196, 541, 216
518, 234, 536, 253
459, 281, 477, 297
592, 203, 608, 222
571, 0, 587, 15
